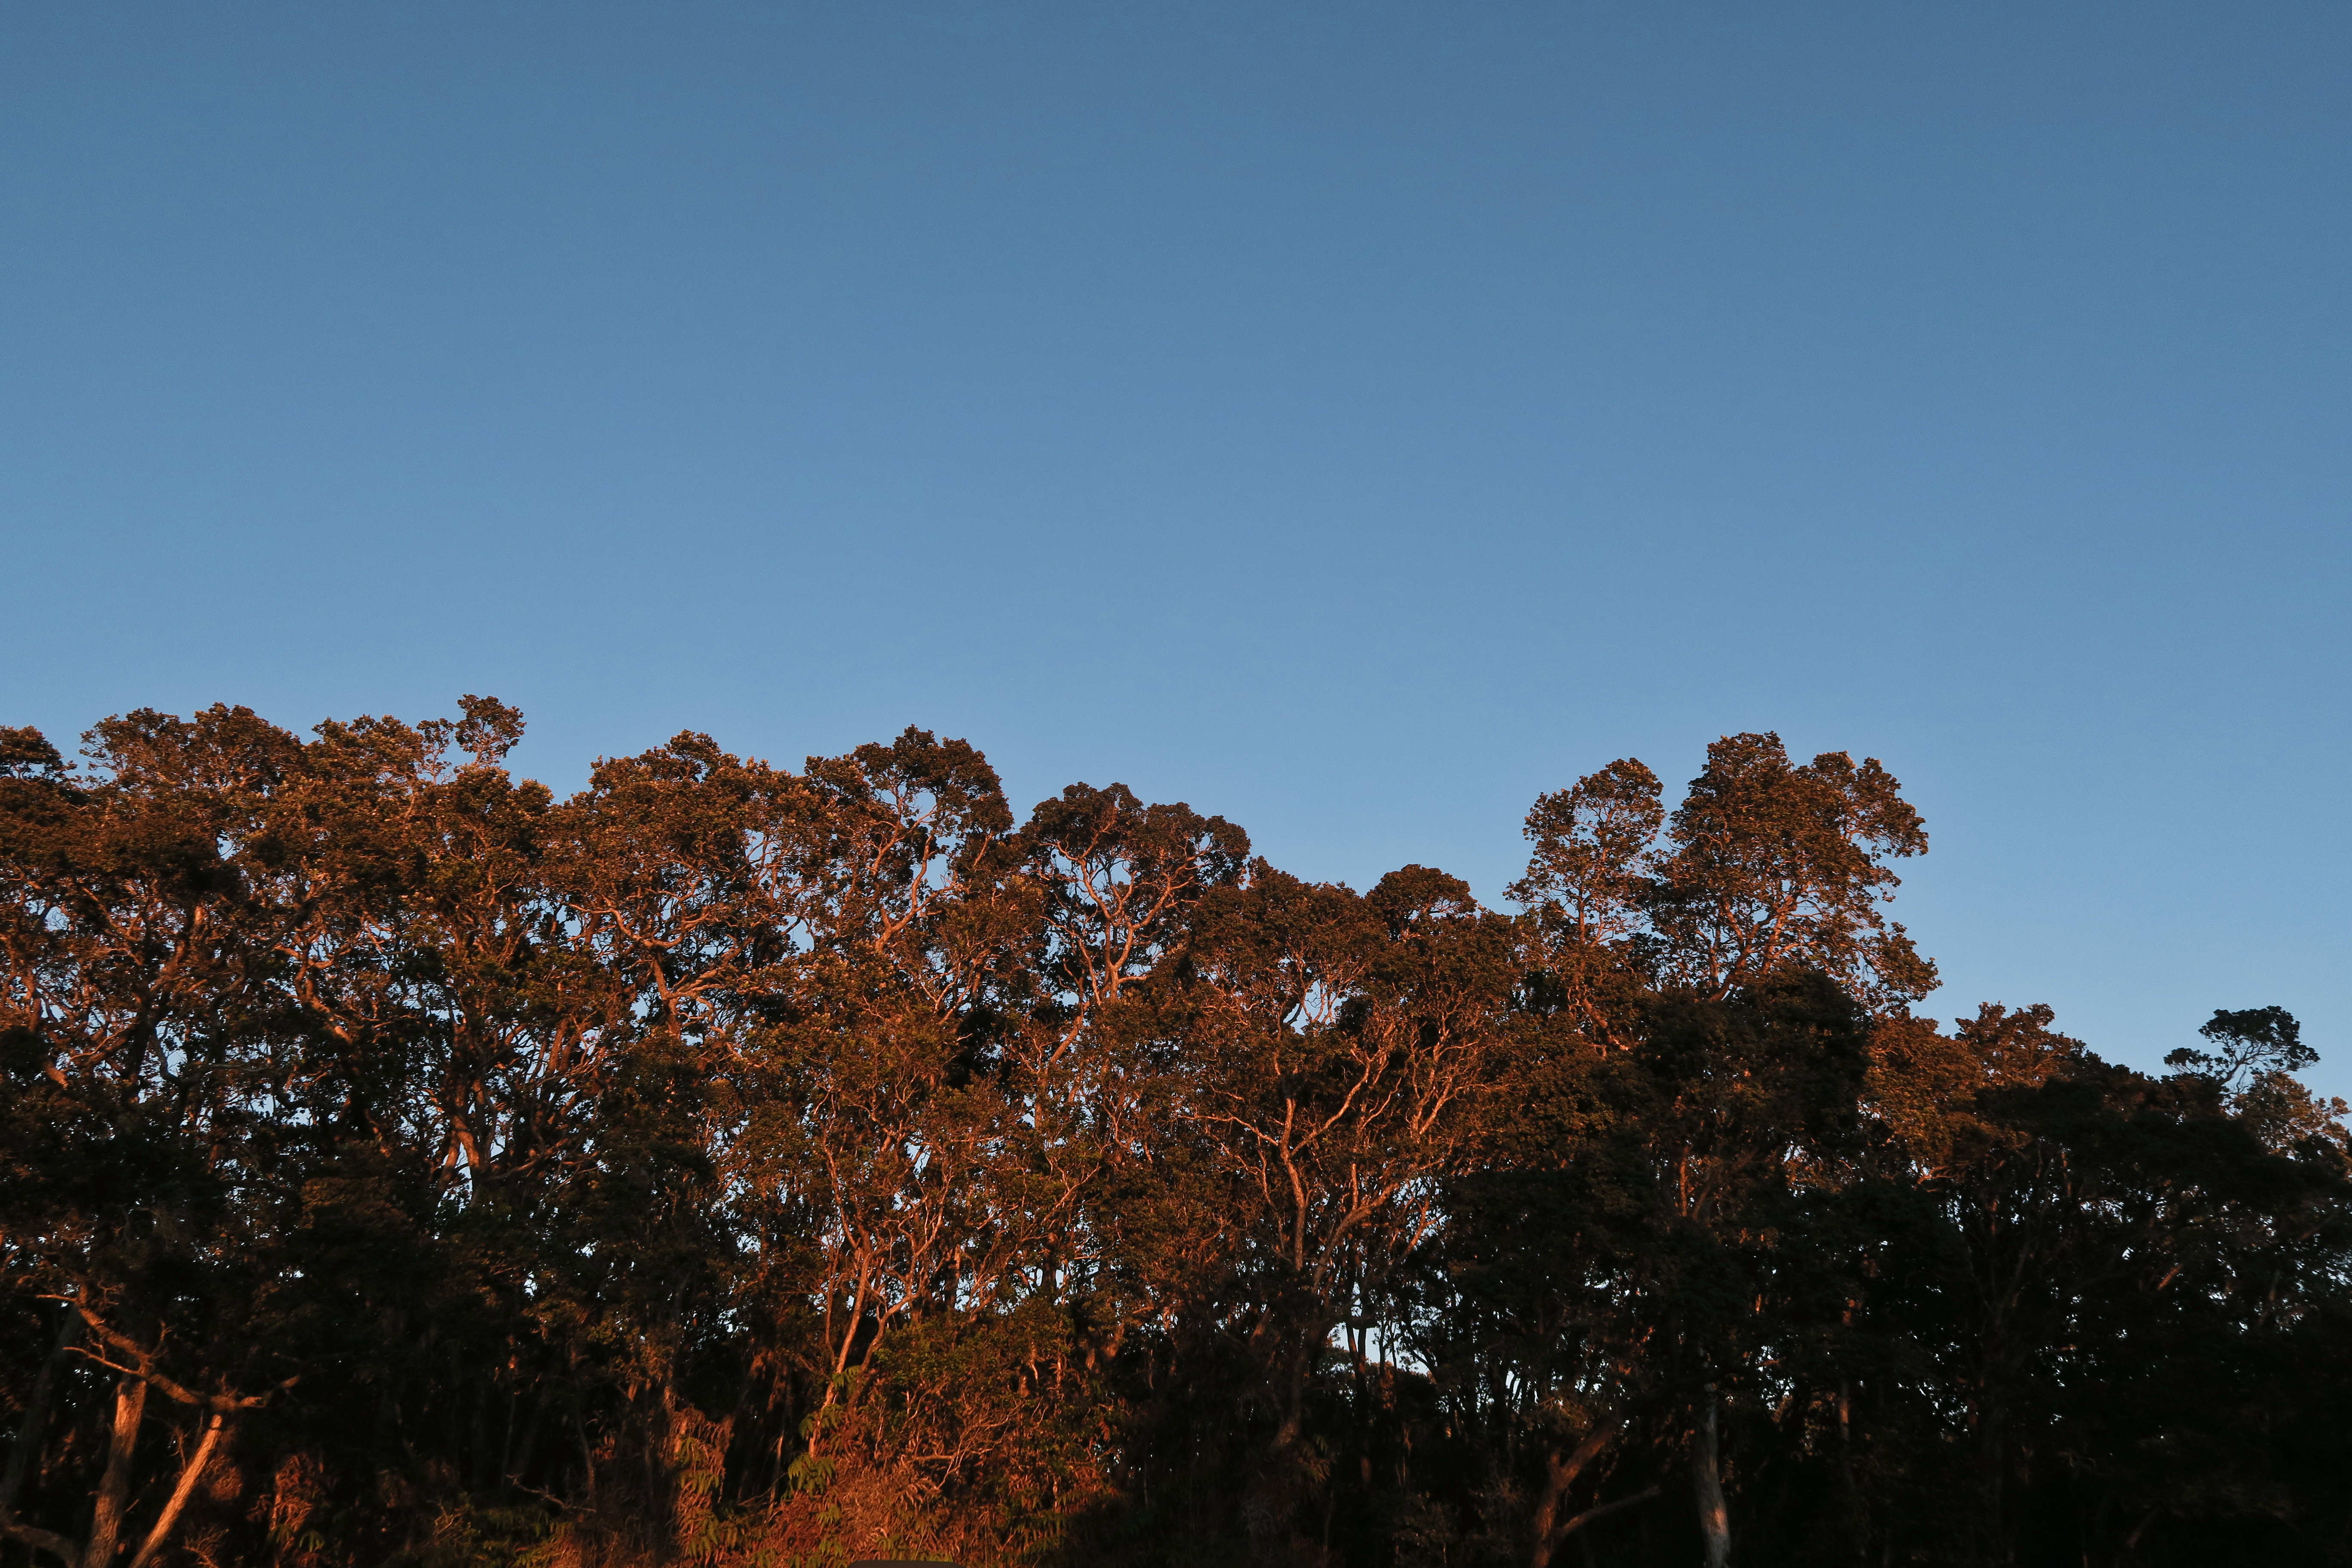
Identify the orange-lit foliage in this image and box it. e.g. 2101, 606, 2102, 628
3, 707, 2346, 1568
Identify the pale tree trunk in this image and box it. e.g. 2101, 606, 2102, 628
124, 1413, 228, 1568
80, 1372, 150, 1568
1692, 1385, 1730, 1568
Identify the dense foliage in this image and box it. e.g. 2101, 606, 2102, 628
4, 701, 2348, 1568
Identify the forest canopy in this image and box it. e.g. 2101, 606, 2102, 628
3, 700, 2348, 1568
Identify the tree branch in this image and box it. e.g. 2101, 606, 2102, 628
0, 1513, 77, 1567
1556, 1483, 1662, 1540
67, 1307, 285, 1412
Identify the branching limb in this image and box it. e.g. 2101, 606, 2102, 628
67, 1306, 287, 1412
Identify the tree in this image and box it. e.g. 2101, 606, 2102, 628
4, 700, 2345, 1568
1515, 733, 1935, 1020
1467, 734, 1936, 1568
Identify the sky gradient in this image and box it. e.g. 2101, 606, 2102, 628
5, 4, 2347, 1089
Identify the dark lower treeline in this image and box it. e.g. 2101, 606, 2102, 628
3, 701, 2349, 1568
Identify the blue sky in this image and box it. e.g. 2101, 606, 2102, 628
5, 4, 2346, 1089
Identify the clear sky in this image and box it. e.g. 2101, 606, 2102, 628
5, 4, 2346, 1090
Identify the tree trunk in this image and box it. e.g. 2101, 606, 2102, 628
81, 1371, 150, 1568
124, 1413, 228, 1568
1528, 1416, 1623, 1568
1538, 1485, 1661, 1565
0, 1306, 88, 1564
1692, 1385, 1730, 1568
2, 1306, 84, 1516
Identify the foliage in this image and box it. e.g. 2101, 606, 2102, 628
2, 708, 2346, 1568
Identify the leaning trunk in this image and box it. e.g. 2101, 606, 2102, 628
124, 1414, 228, 1568
1692, 1385, 1729, 1568
81, 1371, 150, 1568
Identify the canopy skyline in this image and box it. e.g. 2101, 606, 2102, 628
5, 2, 2346, 1092
8, 701, 2343, 1565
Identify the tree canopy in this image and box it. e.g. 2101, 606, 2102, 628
4, 704, 2347, 1568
